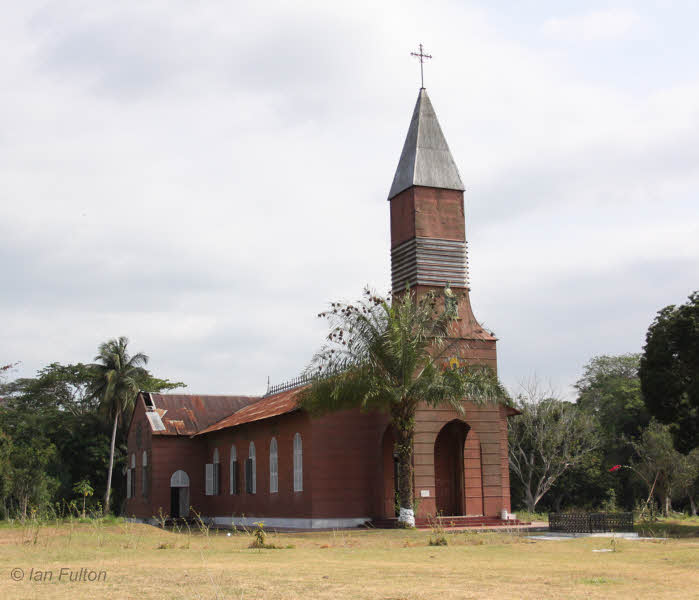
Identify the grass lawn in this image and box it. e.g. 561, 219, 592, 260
0, 518, 697, 599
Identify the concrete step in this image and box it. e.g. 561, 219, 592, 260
370, 516, 526, 529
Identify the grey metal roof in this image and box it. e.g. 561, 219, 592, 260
388, 88, 465, 200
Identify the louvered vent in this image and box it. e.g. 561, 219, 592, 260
391, 237, 469, 291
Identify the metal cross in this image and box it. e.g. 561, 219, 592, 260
410, 43, 432, 89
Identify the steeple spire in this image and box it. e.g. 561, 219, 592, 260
388, 89, 465, 200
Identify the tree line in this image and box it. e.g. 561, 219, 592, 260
508, 292, 698, 516
0, 338, 184, 518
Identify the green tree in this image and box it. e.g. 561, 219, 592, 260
0, 430, 13, 517
1, 360, 184, 514
630, 420, 686, 516
546, 449, 607, 513
575, 353, 649, 509
300, 289, 507, 526
89, 337, 148, 514
72, 478, 94, 518
4, 363, 100, 414
508, 381, 600, 512
576, 354, 648, 441
676, 448, 699, 516
640, 291, 698, 453
0, 409, 58, 518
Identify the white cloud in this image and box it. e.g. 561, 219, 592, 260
1, 1, 697, 399
543, 9, 641, 41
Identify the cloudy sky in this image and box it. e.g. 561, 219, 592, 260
2, 1, 698, 399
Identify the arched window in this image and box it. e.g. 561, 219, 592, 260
213, 448, 220, 495
269, 438, 278, 493
170, 470, 190, 487
246, 442, 256, 494
229, 445, 237, 495
127, 453, 136, 498
293, 433, 303, 492
142, 450, 148, 498
206, 449, 221, 496
169, 470, 190, 519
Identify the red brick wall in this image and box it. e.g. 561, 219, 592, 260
389, 188, 416, 247
390, 187, 465, 247
413, 402, 507, 518
124, 397, 153, 518
125, 400, 511, 522
125, 397, 208, 519
308, 409, 391, 519
499, 405, 512, 513
464, 428, 483, 515
197, 411, 313, 520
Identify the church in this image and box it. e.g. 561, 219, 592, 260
125, 85, 517, 529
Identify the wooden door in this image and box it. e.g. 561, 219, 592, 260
170, 487, 180, 518
434, 422, 466, 516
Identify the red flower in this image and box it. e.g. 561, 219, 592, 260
609, 465, 621, 472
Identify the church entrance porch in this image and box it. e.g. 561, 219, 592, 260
433, 420, 468, 516
169, 470, 190, 519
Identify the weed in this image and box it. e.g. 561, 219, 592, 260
191, 508, 211, 537
580, 577, 612, 585
155, 507, 169, 529
429, 536, 448, 546
427, 512, 448, 546
248, 521, 283, 549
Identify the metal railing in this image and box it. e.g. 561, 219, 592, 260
549, 512, 634, 533
264, 373, 316, 397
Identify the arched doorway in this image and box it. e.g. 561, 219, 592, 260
434, 420, 469, 516
381, 426, 399, 518
170, 470, 190, 518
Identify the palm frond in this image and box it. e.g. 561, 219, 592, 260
300, 288, 508, 417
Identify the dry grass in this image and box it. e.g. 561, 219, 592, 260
0, 519, 697, 599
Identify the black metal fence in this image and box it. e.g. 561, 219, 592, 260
265, 368, 343, 397
264, 373, 316, 397
549, 512, 634, 533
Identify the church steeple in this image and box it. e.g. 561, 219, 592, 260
388, 87, 496, 344
388, 89, 465, 201
388, 89, 469, 293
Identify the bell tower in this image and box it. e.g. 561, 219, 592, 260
388, 88, 497, 369
387, 86, 511, 520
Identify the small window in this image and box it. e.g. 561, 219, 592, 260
130, 453, 136, 498
229, 445, 237, 495
205, 463, 214, 496
270, 438, 278, 494
293, 433, 303, 492
143, 392, 155, 411
171, 470, 189, 487
247, 442, 256, 494
213, 448, 220, 495
142, 450, 148, 498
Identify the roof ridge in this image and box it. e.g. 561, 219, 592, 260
148, 392, 261, 398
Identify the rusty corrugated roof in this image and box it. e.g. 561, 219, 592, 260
146, 394, 260, 436
194, 386, 307, 436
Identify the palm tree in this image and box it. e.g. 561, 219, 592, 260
89, 337, 148, 513
300, 289, 508, 526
